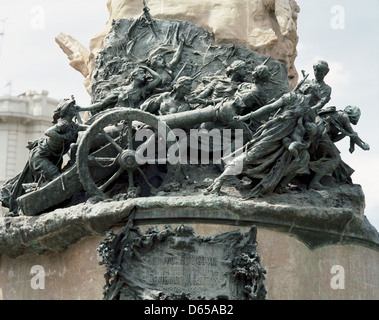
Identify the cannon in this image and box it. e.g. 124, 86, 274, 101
16, 104, 232, 216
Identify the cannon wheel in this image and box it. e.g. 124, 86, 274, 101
77, 108, 180, 200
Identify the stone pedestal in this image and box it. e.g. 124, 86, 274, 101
1, 186, 378, 300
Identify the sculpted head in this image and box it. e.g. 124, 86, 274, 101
226, 60, 247, 78
252, 65, 270, 83
53, 98, 77, 123
149, 54, 166, 69
128, 66, 147, 83
344, 105, 361, 125
313, 60, 329, 82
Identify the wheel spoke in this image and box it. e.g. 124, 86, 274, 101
88, 155, 118, 167
127, 121, 134, 150
77, 109, 180, 200
99, 167, 124, 192
137, 168, 157, 191
101, 129, 124, 153
128, 170, 134, 187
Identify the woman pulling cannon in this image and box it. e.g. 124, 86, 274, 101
0, 98, 89, 214
204, 90, 318, 198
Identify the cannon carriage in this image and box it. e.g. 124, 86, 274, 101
16, 103, 228, 216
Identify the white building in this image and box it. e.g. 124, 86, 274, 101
0, 90, 60, 187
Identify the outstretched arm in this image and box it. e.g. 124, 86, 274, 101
234, 95, 285, 122
349, 132, 370, 153
77, 93, 118, 112
77, 123, 90, 131
196, 79, 217, 101
338, 114, 370, 153
45, 122, 75, 140
140, 94, 163, 114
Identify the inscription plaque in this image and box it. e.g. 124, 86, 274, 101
98, 219, 267, 300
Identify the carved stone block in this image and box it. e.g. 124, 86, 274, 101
98, 221, 266, 300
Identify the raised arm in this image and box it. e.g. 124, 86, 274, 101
167, 37, 184, 70
141, 65, 162, 92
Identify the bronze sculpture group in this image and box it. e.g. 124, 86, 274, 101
0, 7, 370, 217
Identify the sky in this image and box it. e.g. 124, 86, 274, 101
295, 0, 379, 230
0, 0, 378, 230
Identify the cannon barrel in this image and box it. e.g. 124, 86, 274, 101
15, 105, 220, 216
159, 105, 218, 129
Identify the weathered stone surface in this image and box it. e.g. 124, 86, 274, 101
56, 0, 300, 94
89, 17, 290, 105
0, 200, 135, 258
1, 184, 378, 259
98, 224, 266, 300
1, 226, 379, 300
55, 33, 95, 92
